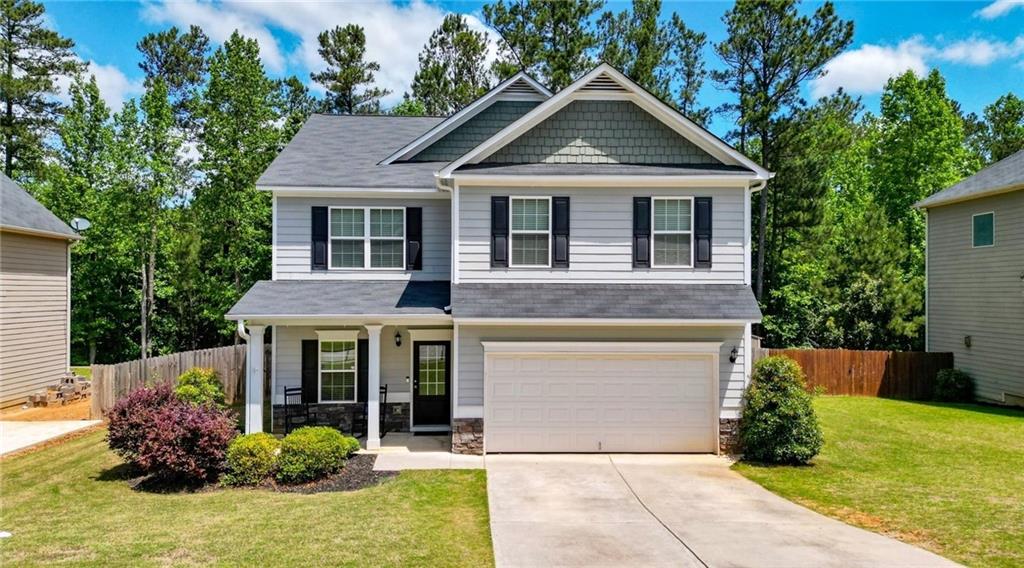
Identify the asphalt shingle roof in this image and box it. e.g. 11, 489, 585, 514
916, 149, 1024, 208
0, 173, 79, 239
452, 283, 762, 320
226, 280, 451, 318
257, 114, 445, 189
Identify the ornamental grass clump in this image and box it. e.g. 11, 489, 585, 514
276, 427, 357, 484
175, 367, 225, 407
739, 355, 824, 465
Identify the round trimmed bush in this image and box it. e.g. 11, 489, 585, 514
340, 435, 361, 458
224, 433, 281, 486
276, 427, 350, 484
175, 367, 225, 407
934, 369, 974, 402
134, 401, 238, 482
107, 383, 177, 462
739, 356, 824, 464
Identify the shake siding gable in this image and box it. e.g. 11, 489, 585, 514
483, 100, 721, 165
410, 100, 541, 162
926, 190, 1024, 402
458, 186, 745, 283
275, 196, 450, 281
0, 231, 70, 407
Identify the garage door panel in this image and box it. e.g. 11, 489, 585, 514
485, 349, 717, 453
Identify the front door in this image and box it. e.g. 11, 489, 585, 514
412, 341, 451, 428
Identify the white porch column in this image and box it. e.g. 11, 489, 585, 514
365, 324, 383, 450
245, 325, 267, 434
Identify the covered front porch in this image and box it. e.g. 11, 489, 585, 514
226, 280, 453, 451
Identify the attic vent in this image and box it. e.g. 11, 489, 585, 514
580, 74, 627, 93
504, 79, 538, 95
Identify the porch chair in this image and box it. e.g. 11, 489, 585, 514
349, 385, 389, 439
282, 386, 309, 434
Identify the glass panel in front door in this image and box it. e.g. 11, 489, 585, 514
418, 344, 446, 396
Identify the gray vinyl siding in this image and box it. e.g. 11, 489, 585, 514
275, 196, 450, 281
0, 231, 69, 407
484, 100, 720, 165
926, 189, 1024, 402
411, 100, 540, 162
456, 325, 748, 419
458, 186, 746, 283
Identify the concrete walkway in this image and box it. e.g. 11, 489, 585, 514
364, 433, 484, 471
487, 454, 959, 568
0, 420, 101, 456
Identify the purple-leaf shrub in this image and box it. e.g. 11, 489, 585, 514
135, 402, 238, 482
106, 383, 177, 463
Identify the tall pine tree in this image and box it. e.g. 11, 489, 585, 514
0, 0, 82, 179
311, 24, 390, 115
411, 14, 491, 116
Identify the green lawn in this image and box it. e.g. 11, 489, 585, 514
0, 430, 494, 567
70, 366, 92, 379
735, 397, 1024, 567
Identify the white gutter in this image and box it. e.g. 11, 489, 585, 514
237, 320, 249, 341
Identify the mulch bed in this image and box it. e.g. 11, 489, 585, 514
266, 454, 398, 494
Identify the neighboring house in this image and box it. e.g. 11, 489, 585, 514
0, 173, 80, 408
227, 64, 770, 454
916, 149, 1024, 406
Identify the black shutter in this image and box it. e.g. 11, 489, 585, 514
695, 197, 712, 268
552, 196, 570, 268
633, 197, 651, 268
357, 339, 368, 403
311, 206, 328, 270
301, 340, 318, 403
491, 196, 509, 268
406, 207, 423, 270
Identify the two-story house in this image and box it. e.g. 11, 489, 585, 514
227, 64, 769, 454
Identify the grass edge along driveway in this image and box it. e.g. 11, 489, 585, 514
0, 430, 494, 567
735, 396, 1024, 568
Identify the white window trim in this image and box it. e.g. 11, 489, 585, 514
509, 196, 552, 268
328, 206, 406, 270
971, 211, 995, 248
315, 330, 360, 404
651, 196, 694, 268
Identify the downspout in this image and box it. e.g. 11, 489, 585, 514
237, 320, 250, 341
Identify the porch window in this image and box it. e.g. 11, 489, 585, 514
652, 197, 693, 267
319, 340, 356, 402
510, 197, 551, 267
329, 207, 405, 269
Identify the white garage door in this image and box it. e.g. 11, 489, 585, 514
484, 342, 719, 453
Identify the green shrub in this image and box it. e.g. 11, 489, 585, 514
340, 435, 361, 458
276, 427, 350, 484
223, 433, 281, 486
739, 356, 824, 464
175, 367, 225, 407
934, 369, 974, 402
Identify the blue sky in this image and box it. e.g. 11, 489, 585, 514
44, 1, 1024, 137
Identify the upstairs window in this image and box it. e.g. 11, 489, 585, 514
652, 197, 693, 267
510, 197, 551, 267
972, 212, 994, 248
329, 207, 405, 269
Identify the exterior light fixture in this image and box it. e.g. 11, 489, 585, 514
963, 335, 972, 348
394, 330, 402, 347
729, 346, 739, 363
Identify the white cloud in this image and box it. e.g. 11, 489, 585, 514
141, 0, 496, 106
56, 61, 144, 111
976, 0, 1024, 19
811, 38, 930, 98
937, 36, 1024, 65
811, 35, 1024, 98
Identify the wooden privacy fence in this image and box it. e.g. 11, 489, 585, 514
90, 344, 266, 418
760, 348, 954, 400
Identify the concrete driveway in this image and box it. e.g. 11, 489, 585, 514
0, 420, 101, 456
486, 454, 959, 568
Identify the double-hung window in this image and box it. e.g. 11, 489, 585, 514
652, 197, 693, 267
318, 336, 357, 403
510, 197, 551, 267
329, 207, 405, 269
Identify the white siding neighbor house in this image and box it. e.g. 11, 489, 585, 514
227, 64, 771, 454
916, 149, 1024, 406
0, 173, 81, 408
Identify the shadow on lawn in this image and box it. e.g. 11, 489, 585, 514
898, 399, 1024, 419
94, 462, 213, 494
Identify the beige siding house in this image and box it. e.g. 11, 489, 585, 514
0, 173, 80, 408
916, 150, 1024, 405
